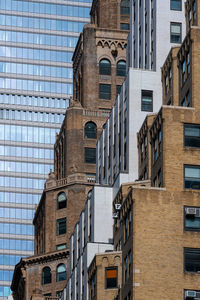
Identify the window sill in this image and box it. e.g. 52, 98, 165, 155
184, 189, 200, 193
184, 147, 200, 151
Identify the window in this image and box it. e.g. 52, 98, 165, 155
57, 264, 66, 281
141, 90, 153, 112
124, 256, 127, 282
99, 84, 111, 100
121, 0, 130, 15
56, 243, 67, 250
99, 59, 111, 75
116, 85, 122, 95
85, 148, 96, 164
56, 291, 63, 298
185, 290, 200, 299
84, 122, 97, 139
184, 165, 200, 190
42, 267, 51, 285
117, 60, 126, 76
184, 124, 200, 147
170, 0, 181, 10
120, 23, 130, 30
105, 268, 117, 289
185, 248, 200, 272
170, 23, 181, 43
57, 192, 66, 209
57, 218, 66, 235
185, 207, 200, 231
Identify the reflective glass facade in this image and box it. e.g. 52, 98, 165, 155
0, 0, 91, 297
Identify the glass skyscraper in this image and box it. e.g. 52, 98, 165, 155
0, 0, 91, 298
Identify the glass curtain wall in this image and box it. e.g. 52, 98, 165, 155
0, 0, 92, 298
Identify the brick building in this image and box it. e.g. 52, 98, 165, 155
110, 0, 200, 299
11, 1, 129, 299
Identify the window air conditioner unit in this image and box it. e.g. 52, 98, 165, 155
185, 290, 196, 298
115, 204, 121, 211
112, 212, 119, 219
185, 207, 196, 216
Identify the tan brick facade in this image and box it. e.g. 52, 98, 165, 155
88, 251, 122, 300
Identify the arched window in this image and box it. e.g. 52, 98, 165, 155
117, 60, 126, 76
99, 59, 111, 75
85, 122, 97, 139
57, 192, 67, 209
42, 267, 51, 285
57, 264, 66, 282
121, 0, 130, 15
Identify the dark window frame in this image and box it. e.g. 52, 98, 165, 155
99, 59, 111, 75
170, 0, 182, 11
117, 60, 126, 77
184, 206, 200, 232
85, 147, 96, 164
57, 192, 67, 210
141, 90, 153, 112
170, 22, 182, 44
184, 247, 200, 273
105, 267, 118, 289
56, 217, 66, 235
84, 122, 97, 139
184, 165, 200, 190
99, 83, 111, 100
56, 263, 66, 282
42, 266, 51, 285
184, 124, 200, 148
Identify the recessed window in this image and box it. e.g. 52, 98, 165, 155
56, 243, 67, 250
99, 84, 111, 100
105, 268, 117, 289
121, 0, 130, 15
56, 264, 66, 282
184, 248, 200, 272
170, 0, 181, 11
85, 148, 96, 164
57, 192, 66, 209
170, 22, 181, 43
56, 291, 63, 298
184, 165, 200, 190
184, 124, 200, 147
141, 90, 153, 112
116, 85, 122, 95
99, 59, 111, 75
120, 23, 130, 30
84, 122, 97, 139
185, 207, 200, 231
185, 290, 200, 299
117, 60, 126, 76
42, 267, 51, 285
57, 218, 66, 235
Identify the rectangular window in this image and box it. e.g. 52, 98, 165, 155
99, 84, 111, 100
185, 248, 200, 272
56, 243, 67, 250
185, 290, 200, 299
141, 90, 153, 112
184, 165, 200, 190
120, 23, 130, 30
170, 0, 182, 10
85, 148, 96, 164
105, 268, 117, 289
184, 124, 200, 147
170, 22, 181, 43
57, 218, 66, 235
116, 85, 122, 95
185, 207, 200, 231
